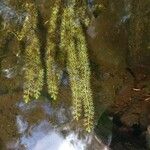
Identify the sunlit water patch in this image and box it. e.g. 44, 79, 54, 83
6, 100, 109, 150
18, 120, 89, 150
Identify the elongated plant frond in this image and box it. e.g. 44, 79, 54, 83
60, 3, 82, 120
46, 0, 61, 100
20, 1, 94, 132
20, 3, 44, 103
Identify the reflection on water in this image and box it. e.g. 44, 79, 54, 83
2, 67, 18, 79
16, 115, 28, 134
18, 120, 87, 150
5, 100, 109, 150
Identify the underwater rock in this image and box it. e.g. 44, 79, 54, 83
0, 94, 110, 150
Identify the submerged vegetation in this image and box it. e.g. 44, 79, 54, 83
60, 0, 94, 131
10, 0, 95, 132
19, 4, 44, 103
0, 0, 150, 148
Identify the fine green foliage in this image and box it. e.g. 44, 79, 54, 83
60, 1, 94, 132
20, 1, 94, 132
76, 0, 91, 27
60, 2, 83, 121
75, 21, 94, 133
18, 3, 44, 103
46, 0, 61, 100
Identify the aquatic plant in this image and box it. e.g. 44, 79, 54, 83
58, 0, 94, 132
46, 0, 61, 100
18, 3, 44, 103
20, 1, 94, 132
60, 1, 94, 132
75, 20, 94, 132
60, 1, 82, 121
